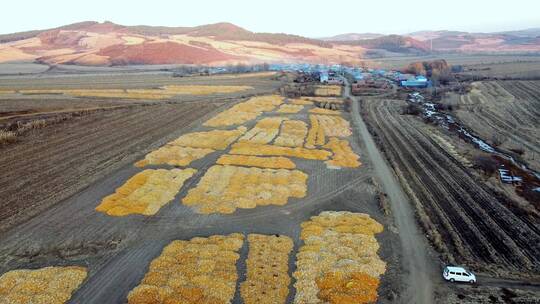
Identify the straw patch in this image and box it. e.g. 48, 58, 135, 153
127, 234, 244, 304
216, 155, 296, 169
293, 211, 385, 304
324, 138, 361, 168
274, 120, 308, 148
182, 165, 308, 214
230, 142, 331, 160
96, 168, 196, 216
0, 266, 87, 304
241, 234, 293, 304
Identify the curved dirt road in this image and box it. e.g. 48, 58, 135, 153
345, 80, 436, 304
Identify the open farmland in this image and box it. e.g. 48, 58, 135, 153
361, 97, 540, 277
0, 72, 402, 304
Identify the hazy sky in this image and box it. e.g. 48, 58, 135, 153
2, 0, 539, 36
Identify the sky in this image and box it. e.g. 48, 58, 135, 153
1, 0, 539, 36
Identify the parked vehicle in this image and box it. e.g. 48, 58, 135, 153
443, 266, 476, 283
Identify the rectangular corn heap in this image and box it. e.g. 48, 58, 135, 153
203, 95, 283, 127
169, 127, 247, 150
274, 120, 308, 148
229, 142, 331, 161
241, 234, 293, 304
161, 85, 252, 95
135, 146, 214, 167
216, 155, 296, 169
182, 165, 308, 214
277, 104, 304, 113
312, 114, 352, 137
239, 117, 287, 144
301, 97, 343, 104
305, 115, 325, 148
0, 266, 87, 304
294, 211, 386, 304
324, 138, 361, 168
96, 168, 196, 216
309, 108, 340, 115
290, 98, 314, 105
314, 85, 342, 97
127, 234, 244, 304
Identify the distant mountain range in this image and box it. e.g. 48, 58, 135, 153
0, 22, 538, 66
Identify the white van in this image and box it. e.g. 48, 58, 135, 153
443, 266, 476, 283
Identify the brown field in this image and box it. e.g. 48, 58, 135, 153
361, 97, 540, 276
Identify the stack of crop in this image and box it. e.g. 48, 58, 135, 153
162, 85, 252, 95
170, 127, 247, 150
324, 138, 361, 168
135, 146, 214, 167
230, 142, 331, 161
0, 266, 87, 304
290, 98, 314, 105
277, 104, 304, 113
305, 115, 325, 148
216, 155, 296, 169
96, 168, 196, 216
313, 115, 352, 137
239, 117, 287, 144
241, 234, 293, 304
204, 95, 283, 127
127, 234, 244, 304
309, 108, 340, 115
314, 85, 342, 97
182, 165, 308, 214
274, 120, 308, 148
293, 211, 385, 304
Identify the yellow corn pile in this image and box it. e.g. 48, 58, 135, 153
169, 127, 247, 150
182, 165, 308, 214
324, 138, 361, 168
302, 97, 344, 104
314, 85, 342, 97
309, 108, 340, 115
277, 104, 304, 113
313, 114, 352, 137
127, 234, 244, 304
305, 115, 325, 148
294, 211, 385, 304
203, 95, 283, 127
241, 234, 293, 304
0, 266, 87, 304
216, 155, 296, 169
290, 98, 314, 105
96, 168, 196, 216
135, 146, 214, 167
239, 117, 287, 144
230, 142, 331, 160
162, 85, 252, 95
274, 120, 308, 148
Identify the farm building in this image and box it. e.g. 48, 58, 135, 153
320, 72, 329, 83
401, 75, 430, 88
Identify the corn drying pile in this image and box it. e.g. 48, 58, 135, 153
161, 85, 252, 95
312, 114, 352, 137
240, 234, 293, 304
277, 104, 304, 113
0, 266, 87, 304
182, 165, 308, 214
216, 155, 296, 169
203, 95, 283, 127
294, 211, 385, 304
290, 98, 314, 105
169, 127, 247, 150
324, 138, 361, 168
305, 115, 325, 148
96, 168, 196, 216
127, 234, 244, 304
309, 108, 341, 115
302, 97, 343, 104
230, 142, 331, 160
274, 120, 308, 148
239, 117, 287, 144
135, 146, 214, 167
314, 86, 342, 96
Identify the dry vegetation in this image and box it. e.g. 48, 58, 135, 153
294, 211, 385, 304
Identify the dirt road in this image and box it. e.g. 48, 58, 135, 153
345, 80, 437, 304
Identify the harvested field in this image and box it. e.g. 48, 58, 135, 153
0, 102, 217, 232
182, 165, 308, 214
447, 80, 540, 172
362, 97, 540, 274
0, 266, 87, 304
294, 211, 385, 304
240, 234, 293, 304
127, 233, 244, 304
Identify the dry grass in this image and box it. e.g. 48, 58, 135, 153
96, 168, 196, 216
182, 165, 308, 214
0, 266, 87, 304
241, 234, 293, 304
127, 234, 244, 304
